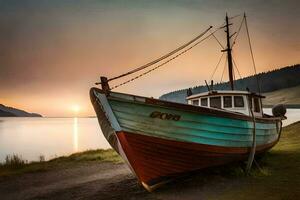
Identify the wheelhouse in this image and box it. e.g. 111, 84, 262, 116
187, 90, 264, 117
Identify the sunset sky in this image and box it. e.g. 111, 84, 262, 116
0, 0, 299, 117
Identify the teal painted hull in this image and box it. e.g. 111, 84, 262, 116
108, 98, 280, 148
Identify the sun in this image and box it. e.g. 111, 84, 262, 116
71, 104, 80, 114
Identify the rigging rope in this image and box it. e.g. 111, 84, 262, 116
210, 30, 224, 49
232, 15, 245, 48
99, 26, 213, 84
244, 13, 261, 94
232, 64, 236, 83
232, 56, 242, 79
220, 56, 227, 83
229, 14, 241, 20
111, 28, 220, 90
209, 52, 225, 82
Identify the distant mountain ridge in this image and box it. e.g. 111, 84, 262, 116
160, 64, 300, 103
0, 104, 42, 117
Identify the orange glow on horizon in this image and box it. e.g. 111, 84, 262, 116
71, 104, 80, 115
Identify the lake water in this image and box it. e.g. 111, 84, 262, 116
0, 117, 110, 162
0, 109, 299, 163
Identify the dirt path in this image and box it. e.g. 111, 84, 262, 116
0, 161, 246, 200
0, 162, 133, 200
0, 162, 239, 200
0, 159, 299, 200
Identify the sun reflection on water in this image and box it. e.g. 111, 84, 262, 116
73, 117, 79, 152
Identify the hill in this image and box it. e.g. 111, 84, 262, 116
0, 110, 16, 117
263, 85, 300, 107
160, 64, 300, 104
0, 104, 42, 117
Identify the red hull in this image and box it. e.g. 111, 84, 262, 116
117, 131, 276, 188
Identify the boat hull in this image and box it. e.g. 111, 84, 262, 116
116, 130, 276, 187
90, 87, 282, 190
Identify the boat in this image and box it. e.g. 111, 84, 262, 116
90, 13, 286, 191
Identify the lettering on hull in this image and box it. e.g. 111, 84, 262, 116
150, 111, 181, 121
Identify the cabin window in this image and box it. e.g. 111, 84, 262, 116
254, 97, 261, 112
201, 98, 208, 107
234, 96, 244, 107
192, 99, 199, 106
210, 97, 221, 108
223, 96, 232, 108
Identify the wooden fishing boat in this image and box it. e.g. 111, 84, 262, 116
90, 14, 286, 191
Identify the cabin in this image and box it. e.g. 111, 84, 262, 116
186, 90, 264, 117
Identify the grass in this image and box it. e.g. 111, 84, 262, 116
0, 149, 122, 177
214, 121, 300, 200
50, 149, 122, 163
3, 154, 28, 169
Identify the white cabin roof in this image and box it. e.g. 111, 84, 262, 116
186, 90, 263, 100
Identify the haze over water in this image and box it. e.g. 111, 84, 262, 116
0, 109, 299, 163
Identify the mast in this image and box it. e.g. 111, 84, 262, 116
224, 13, 234, 90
